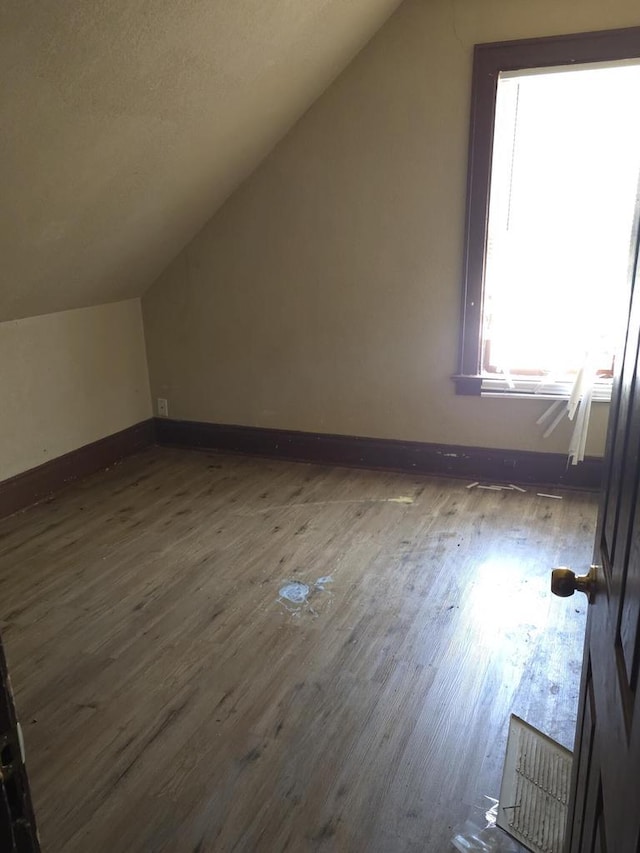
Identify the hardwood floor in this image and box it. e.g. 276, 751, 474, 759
0, 448, 597, 852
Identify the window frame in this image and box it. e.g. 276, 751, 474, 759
454, 25, 640, 397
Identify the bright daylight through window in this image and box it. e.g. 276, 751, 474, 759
483, 61, 640, 388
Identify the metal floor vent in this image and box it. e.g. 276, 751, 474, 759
497, 715, 573, 853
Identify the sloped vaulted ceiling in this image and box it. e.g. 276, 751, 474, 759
1, 0, 403, 321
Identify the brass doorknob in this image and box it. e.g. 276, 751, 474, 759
551, 566, 597, 601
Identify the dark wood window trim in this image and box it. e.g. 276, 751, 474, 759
455, 25, 640, 396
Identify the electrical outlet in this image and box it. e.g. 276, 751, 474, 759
157, 398, 169, 418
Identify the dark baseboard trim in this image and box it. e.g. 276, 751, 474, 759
0, 419, 155, 520
155, 418, 602, 490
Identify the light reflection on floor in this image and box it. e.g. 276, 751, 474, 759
469, 557, 551, 647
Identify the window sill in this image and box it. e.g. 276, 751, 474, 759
453, 374, 613, 403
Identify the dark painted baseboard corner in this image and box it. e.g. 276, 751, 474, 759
154, 418, 602, 491
0, 419, 155, 520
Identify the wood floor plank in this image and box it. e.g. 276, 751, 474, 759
0, 448, 596, 851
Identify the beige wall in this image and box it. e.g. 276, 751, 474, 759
144, 0, 640, 457
1, 0, 402, 321
0, 299, 152, 481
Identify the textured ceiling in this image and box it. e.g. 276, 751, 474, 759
1, 0, 403, 321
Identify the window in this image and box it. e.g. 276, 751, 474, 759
454, 27, 640, 399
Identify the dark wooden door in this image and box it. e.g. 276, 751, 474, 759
565, 212, 640, 851
0, 634, 40, 852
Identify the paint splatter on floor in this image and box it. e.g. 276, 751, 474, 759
278, 576, 334, 615
279, 582, 310, 604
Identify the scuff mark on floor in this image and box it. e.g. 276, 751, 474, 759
238, 496, 416, 516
